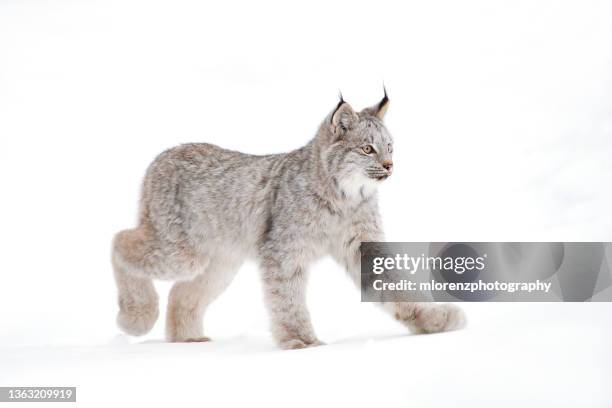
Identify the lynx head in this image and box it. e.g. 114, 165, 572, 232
319, 89, 393, 199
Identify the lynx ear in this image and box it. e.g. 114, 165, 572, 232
363, 87, 390, 120
331, 95, 358, 135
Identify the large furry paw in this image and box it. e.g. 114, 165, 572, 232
396, 303, 466, 334
278, 338, 326, 350
168, 333, 212, 343
117, 301, 159, 336
185, 336, 211, 343
412, 304, 466, 334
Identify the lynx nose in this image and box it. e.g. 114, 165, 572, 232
382, 161, 393, 172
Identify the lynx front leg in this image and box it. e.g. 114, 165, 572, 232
260, 261, 323, 350
337, 233, 466, 334
384, 302, 466, 334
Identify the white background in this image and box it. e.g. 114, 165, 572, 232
1, 0, 611, 407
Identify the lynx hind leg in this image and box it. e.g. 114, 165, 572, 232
390, 302, 466, 334
166, 257, 242, 343
112, 228, 159, 336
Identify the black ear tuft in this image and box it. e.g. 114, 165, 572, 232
330, 93, 357, 135
362, 86, 390, 119
380, 85, 389, 109
331, 91, 345, 122
375, 85, 390, 119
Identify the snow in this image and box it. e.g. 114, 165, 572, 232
1, 0, 611, 406
2, 302, 611, 407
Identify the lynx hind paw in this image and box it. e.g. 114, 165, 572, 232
183, 336, 211, 343
279, 338, 326, 350
411, 304, 466, 334
117, 302, 159, 336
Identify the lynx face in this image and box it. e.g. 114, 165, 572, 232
341, 114, 394, 181
326, 92, 393, 199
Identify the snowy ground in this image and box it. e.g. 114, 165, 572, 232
1, 0, 611, 407
2, 301, 611, 407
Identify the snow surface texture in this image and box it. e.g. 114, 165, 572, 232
0, 0, 611, 407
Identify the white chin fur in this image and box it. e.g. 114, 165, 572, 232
338, 172, 379, 200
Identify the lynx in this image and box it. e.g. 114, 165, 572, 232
111, 91, 465, 349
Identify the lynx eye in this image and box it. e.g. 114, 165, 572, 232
362, 145, 374, 154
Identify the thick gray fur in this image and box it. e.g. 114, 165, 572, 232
111, 93, 465, 349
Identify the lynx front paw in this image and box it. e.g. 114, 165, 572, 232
117, 301, 159, 336
397, 303, 466, 334
278, 338, 326, 350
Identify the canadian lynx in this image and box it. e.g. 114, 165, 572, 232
111, 91, 465, 349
